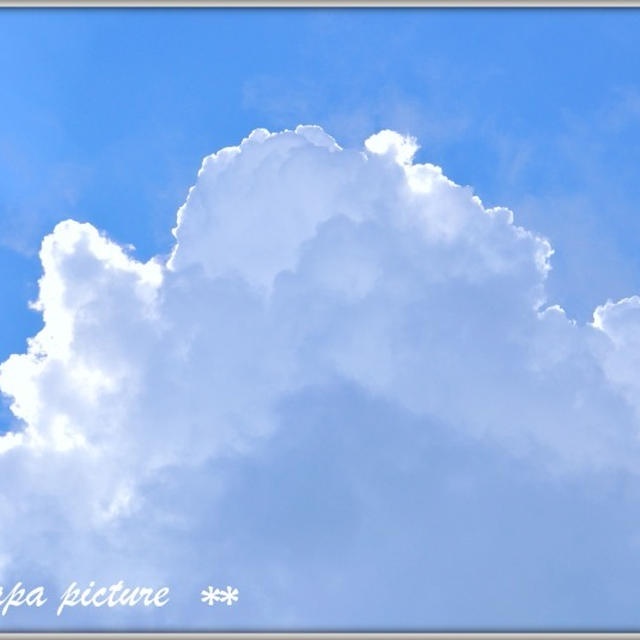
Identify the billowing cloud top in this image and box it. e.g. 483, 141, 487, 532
1, 125, 640, 626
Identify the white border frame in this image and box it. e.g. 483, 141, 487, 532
0, 1, 637, 636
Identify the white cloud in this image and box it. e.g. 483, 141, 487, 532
1, 125, 640, 625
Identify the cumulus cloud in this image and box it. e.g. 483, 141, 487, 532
1, 124, 640, 627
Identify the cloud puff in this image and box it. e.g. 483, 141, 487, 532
1, 124, 640, 627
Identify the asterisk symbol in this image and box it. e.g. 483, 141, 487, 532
219, 585, 239, 606
200, 586, 221, 606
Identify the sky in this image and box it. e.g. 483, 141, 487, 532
2, 6, 640, 631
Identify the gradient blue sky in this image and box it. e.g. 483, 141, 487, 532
3, 7, 640, 630
3, 7, 640, 358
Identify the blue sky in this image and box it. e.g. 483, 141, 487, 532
3, 7, 640, 630
3, 7, 640, 354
